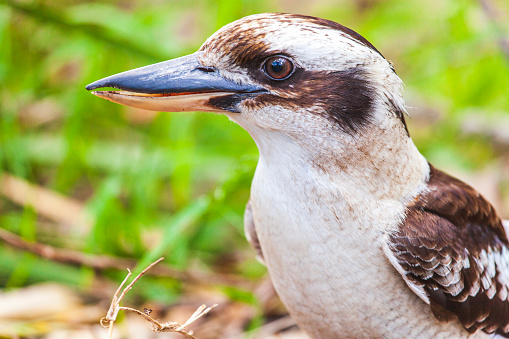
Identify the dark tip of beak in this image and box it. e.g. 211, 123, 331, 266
86, 77, 123, 91
85, 83, 101, 91
85, 76, 145, 93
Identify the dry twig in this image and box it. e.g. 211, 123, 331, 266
0, 227, 251, 287
100, 257, 217, 339
0, 227, 135, 270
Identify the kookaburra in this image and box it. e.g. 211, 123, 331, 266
87, 13, 509, 338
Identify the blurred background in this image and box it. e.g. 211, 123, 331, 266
0, 0, 508, 338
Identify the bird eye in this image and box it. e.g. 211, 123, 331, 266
263, 56, 294, 80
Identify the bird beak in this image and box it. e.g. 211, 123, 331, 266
86, 52, 266, 113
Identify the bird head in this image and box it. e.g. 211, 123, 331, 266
87, 13, 410, 162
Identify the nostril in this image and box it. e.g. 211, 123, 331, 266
197, 65, 216, 73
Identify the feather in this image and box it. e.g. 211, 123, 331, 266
385, 165, 509, 337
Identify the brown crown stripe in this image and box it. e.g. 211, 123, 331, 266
280, 14, 385, 58
201, 13, 385, 68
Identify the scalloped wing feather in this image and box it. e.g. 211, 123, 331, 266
384, 166, 509, 337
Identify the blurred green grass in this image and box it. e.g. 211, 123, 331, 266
0, 0, 508, 331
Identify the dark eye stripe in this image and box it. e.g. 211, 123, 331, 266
263, 56, 294, 80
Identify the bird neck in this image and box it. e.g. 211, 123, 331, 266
311, 118, 430, 203
229, 111, 429, 204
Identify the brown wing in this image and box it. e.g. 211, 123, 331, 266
386, 165, 509, 337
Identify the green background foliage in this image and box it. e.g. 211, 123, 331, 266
0, 0, 508, 333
